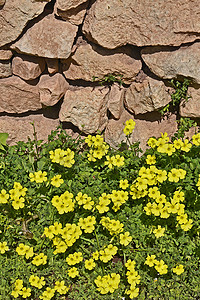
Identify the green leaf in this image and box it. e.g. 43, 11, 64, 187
0, 132, 9, 151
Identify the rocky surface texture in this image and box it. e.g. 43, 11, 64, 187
0, 0, 200, 148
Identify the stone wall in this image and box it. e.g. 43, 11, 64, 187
0, 0, 200, 150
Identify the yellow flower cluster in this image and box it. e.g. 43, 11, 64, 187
43, 222, 82, 255
52, 191, 75, 214
94, 273, 120, 294
125, 259, 140, 299
96, 193, 111, 213
123, 119, 136, 136
110, 189, 129, 211
7, 182, 27, 210
49, 148, 75, 168
100, 217, 124, 235
29, 170, 47, 183
76, 192, 94, 210
104, 154, 125, 169
32, 253, 47, 266
11, 279, 31, 299
99, 244, 118, 263
16, 243, 34, 259
145, 255, 184, 275
145, 255, 168, 275
39, 287, 55, 300
148, 132, 192, 154
143, 187, 193, 231
78, 216, 96, 233
29, 275, 45, 289
66, 252, 83, 265
85, 134, 109, 162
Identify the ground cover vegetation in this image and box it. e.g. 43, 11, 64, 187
0, 117, 200, 299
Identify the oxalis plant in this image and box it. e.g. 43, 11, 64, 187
0, 120, 200, 300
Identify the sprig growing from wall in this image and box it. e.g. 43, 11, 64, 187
92, 73, 125, 86
159, 78, 190, 116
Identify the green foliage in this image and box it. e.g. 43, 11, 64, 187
0, 132, 9, 153
159, 78, 190, 116
1, 123, 200, 299
175, 117, 198, 139
92, 73, 125, 86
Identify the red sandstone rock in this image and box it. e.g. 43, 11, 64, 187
0, 49, 13, 60
83, 0, 200, 49
12, 55, 45, 81
0, 76, 41, 113
11, 14, 78, 59
0, 113, 60, 145
106, 84, 125, 119
55, 1, 88, 25
59, 86, 109, 134
0, 0, 6, 6
141, 43, 200, 84
62, 43, 141, 84
56, 0, 88, 10
39, 73, 69, 106
179, 86, 200, 118
0, 0, 47, 47
45, 58, 59, 75
124, 77, 171, 115
0, 60, 12, 78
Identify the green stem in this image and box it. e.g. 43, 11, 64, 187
94, 229, 105, 276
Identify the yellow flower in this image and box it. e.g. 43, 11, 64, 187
12, 197, 25, 210
51, 174, 64, 187
0, 189, 9, 204
146, 155, 156, 165
0, 241, 9, 254
126, 286, 139, 299
168, 168, 180, 183
104, 155, 115, 169
181, 139, 192, 152
85, 258, 96, 270
192, 133, 200, 146
153, 225, 165, 238
92, 251, 99, 260
54, 280, 69, 294
173, 139, 184, 149
16, 243, 27, 256
119, 231, 132, 246
172, 264, 184, 275
68, 267, 79, 278
181, 219, 193, 231
145, 255, 156, 267
125, 259, 136, 270
113, 155, 124, 167
154, 260, 168, 274
119, 179, 129, 189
